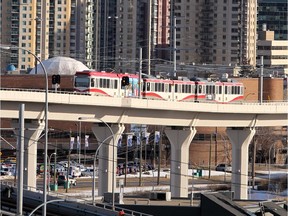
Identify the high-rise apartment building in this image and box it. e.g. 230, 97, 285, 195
258, 0, 287, 40
0, 0, 94, 74
173, 0, 257, 67
97, 0, 169, 74
0, 0, 49, 73
1, 0, 259, 75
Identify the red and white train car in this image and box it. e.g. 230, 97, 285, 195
74, 70, 244, 103
74, 70, 139, 97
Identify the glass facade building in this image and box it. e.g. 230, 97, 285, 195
258, 0, 288, 40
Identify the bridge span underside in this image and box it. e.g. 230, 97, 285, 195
1, 90, 287, 200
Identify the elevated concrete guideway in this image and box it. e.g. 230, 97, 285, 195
0, 89, 287, 127
1, 89, 287, 200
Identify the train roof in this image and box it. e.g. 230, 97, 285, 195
75, 70, 138, 78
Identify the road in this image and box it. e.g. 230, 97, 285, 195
34, 175, 229, 192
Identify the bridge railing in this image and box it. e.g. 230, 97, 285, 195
1, 87, 287, 105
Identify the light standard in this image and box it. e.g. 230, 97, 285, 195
0, 44, 49, 216
78, 117, 116, 210
48, 152, 56, 192
28, 199, 65, 216
92, 134, 114, 205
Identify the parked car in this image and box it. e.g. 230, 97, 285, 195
81, 167, 98, 177
57, 175, 77, 186
0, 168, 13, 176
215, 164, 232, 172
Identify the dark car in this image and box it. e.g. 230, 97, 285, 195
57, 175, 77, 186
215, 164, 232, 172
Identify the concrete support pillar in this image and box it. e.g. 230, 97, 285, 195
226, 127, 255, 200
12, 119, 44, 190
91, 123, 125, 196
165, 127, 196, 198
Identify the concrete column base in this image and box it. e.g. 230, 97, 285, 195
92, 123, 125, 196
226, 127, 255, 200
12, 119, 44, 190
165, 127, 196, 198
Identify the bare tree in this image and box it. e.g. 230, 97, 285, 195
218, 133, 232, 165
254, 127, 281, 164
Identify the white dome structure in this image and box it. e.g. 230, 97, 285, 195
29, 57, 89, 75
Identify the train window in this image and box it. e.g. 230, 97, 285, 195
169, 84, 172, 92
156, 83, 162, 92
108, 79, 111, 88
150, 83, 155, 91
102, 79, 108, 88
188, 85, 191, 93
227, 86, 231, 94
182, 84, 185, 93
219, 86, 222, 94
75, 77, 89, 87
147, 82, 150, 91
161, 83, 164, 92
100, 78, 103, 88
212, 86, 215, 93
175, 84, 178, 93
109, 80, 112, 88
164, 84, 169, 92
225, 86, 227, 94
91, 78, 95, 87
95, 78, 99, 88
102, 79, 106, 88
236, 86, 239, 94
198, 85, 202, 93
114, 80, 117, 89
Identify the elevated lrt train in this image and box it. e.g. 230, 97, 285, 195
74, 70, 244, 103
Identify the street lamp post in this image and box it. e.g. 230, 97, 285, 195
92, 135, 114, 205
0, 44, 49, 216
48, 153, 56, 192
78, 117, 116, 210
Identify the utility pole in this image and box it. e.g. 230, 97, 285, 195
147, 0, 151, 75
208, 134, 212, 179
17, 104, 24, 216
139, 129, 143, 186
66, 130, 72, 193
139, 47, 142, 99
260, 56, 264, 104
251, 136, 256, 189
157, 127, 163, 185
124, 135, 128, 186
173, 16, 177, 78
214, 128, 218, 166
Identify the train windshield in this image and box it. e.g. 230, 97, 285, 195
75, 76, 90, 88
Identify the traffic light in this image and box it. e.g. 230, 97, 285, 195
121, 76, 129, 87
52, 74, 61, 84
